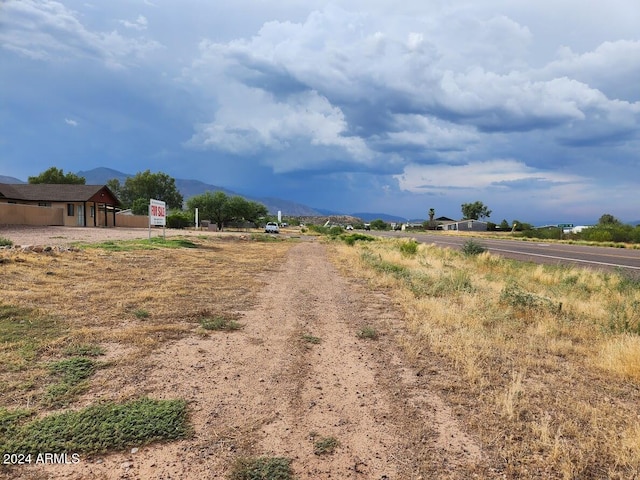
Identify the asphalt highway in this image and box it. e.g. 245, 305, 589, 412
370, 231, 640, 275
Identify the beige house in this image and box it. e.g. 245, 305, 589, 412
0, 183, 121, 227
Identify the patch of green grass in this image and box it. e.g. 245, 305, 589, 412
313, 435, 340, 455
200, 316, 243, 331
134, 308, 150, 319
360, 251, 410, 279
228, 456, 295, 480
356, 326, 379, 340
0, 408, 33, 436
63, 343, 105, 357
48, 357, 96, 385
250, 233, 283, 242
76, 237, 198, 252
340, 233, 376, 246
44, 357, 97, 407
0, 398, 188, 455
411, 270, 474, 298
0, 236, 13, 247
606, 299, 640, 335
0, 304, 67, 360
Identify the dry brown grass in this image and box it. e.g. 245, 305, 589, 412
0, 236, 293, 410
328, 237, 640, 479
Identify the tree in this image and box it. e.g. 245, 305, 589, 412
461, 201, 492, 220
28, 167, 85, 184
186, 191, 268, 231
117, 170, 183, 211
598, 213, 621, 226
499, 219, 510, 230
428, 208, 435, 229
370, 219, 390, 230
106, 178, 122, 199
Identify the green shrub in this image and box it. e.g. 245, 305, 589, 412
461, 239, 486, 256
399, 239, 419, 256
166, 211, 193, 229
500, 283, 559, 313
0, 237, 13, 247
313, 436, 340, 455
606, 300, 640, 335
341, 233, 375, 246
357, 326, 379, 340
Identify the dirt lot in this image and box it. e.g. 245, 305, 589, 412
0, 225, 228, 247
0, 227, 486, 479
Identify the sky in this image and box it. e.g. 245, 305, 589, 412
1, 0, 639, 224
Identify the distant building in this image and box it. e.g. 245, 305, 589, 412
440, 219, 489, 232
0, 183, 121, 227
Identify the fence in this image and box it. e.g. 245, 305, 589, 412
0, 203, 64, 226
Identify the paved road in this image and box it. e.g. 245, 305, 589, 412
371, 231, 640, 275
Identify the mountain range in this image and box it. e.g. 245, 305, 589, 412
1, 168, 409, 221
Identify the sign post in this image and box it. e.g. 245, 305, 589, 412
149, 199, 166, 240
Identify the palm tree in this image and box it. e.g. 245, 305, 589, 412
428, 208, 435, 228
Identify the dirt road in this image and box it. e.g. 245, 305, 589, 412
19, 240, 484, 479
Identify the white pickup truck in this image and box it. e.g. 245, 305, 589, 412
265, 222, 280, 233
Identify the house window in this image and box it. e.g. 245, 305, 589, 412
67, 204, 75, 216
38, 202, 52, 207
90, 205, 95, 218
468, 222, 473, 229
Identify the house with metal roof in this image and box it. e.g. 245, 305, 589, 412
439, 219, 489, 232
0, 183, 121, 227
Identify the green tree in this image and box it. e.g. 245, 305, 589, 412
428, 208, 435, 229
186, 191, 267, 231
106, 178, 122, 199
499, 219, 510, 230
28, 167, 85, 184
118, 170, 183, 211
461, 201, 492, 220
598, 213, 621, 225
370, 219, 390, 230
187, 191, 228, 230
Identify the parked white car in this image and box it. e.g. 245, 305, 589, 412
265, 222, 280, 233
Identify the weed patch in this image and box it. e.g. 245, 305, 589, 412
461, 239, 487, 256
0, 398, 188, 455
228, 456, 295, 480
133, 308, 151, 319
357, 326, 379, 340
398, 239, 419, 256
63, 343, 105, 357
76, 237, 198, 251
313, 435, 339, 455
301, 334, 321, 344
44, 357, 97, 407
340, 233, 376, 246
499, 282, 560, 313
0, 237, 13, 247
200, 316, 243, 331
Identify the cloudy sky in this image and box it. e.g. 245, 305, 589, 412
1, 0, 639, 223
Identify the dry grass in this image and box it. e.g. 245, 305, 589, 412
328, 237, 640, 479
0, 236, 293, 410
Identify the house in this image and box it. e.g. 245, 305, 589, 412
440, 219, 489, 232
0, 183, 121, 227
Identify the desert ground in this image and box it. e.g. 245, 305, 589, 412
0, 226, 486, 479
